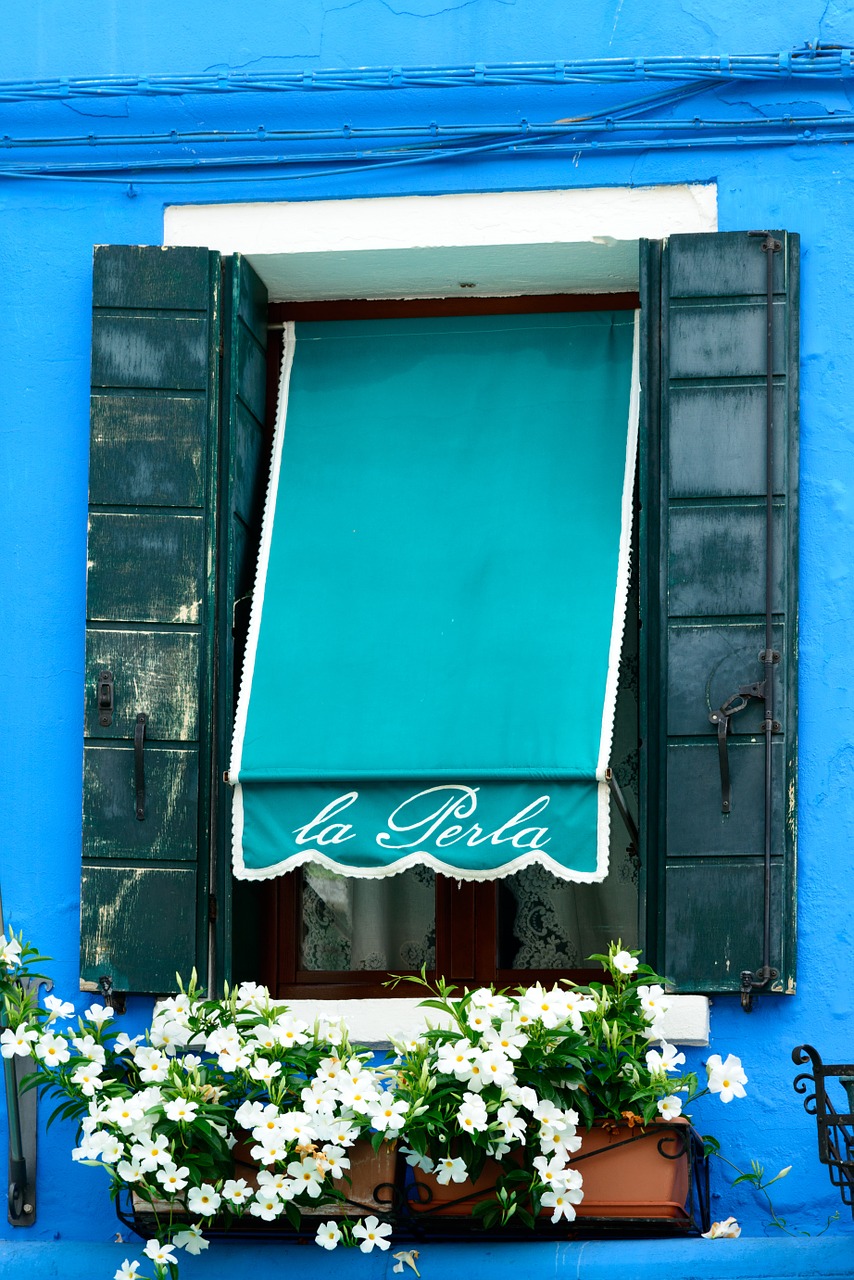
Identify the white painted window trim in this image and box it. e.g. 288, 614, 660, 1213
165, 183, 717, 1048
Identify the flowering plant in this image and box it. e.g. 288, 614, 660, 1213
0, 934, 404, 1280
0, 934, 748, 1276
387, 942, 748, 1228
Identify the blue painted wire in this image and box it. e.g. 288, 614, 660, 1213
0, 116, 847, 185
0, 82, 707, 151
0, 48, 851, 102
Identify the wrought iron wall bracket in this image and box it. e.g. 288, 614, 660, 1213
5, 974, 50, 1226
792, 1043, 854, 1212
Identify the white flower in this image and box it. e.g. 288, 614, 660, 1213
315, 1220, 342, 1250
701, 1216, 741, 1238
465, 1006, 494, 1035
257, 1169, 291, 1195
470, 989, 512, 1019
645, 1043, 686, 1075
321, 1116, 359, 1148
561, 991, 597, 1031
164, 1097, 199, 1123
519, 984, 567, 1029
484, 1023, 528, 1059
234, 1099, 267, 1128
217, 1046, 251, 1071
338, 1073, 381, 1111
116, 1158, 144, 1183
706, 1054, 748, 1102
222, 1177, 251, 1204
187, 1183, 222, 1215
287, 1156, 324, 1198
657, 1094, 683, 1120
368, 1092, 408, 1133
131, 1133, 172, 1172
274, 1014, 309, 1047
401, 1146, 434, 1172
533, 1154, 571, 1189
319, 1145, 350, 1178
276, 1111, 317, 1144
251, 1023, 285, 1053
506, 1084, 539, 1112
143, 1240, 176, 1265
113, 1259, 140, 1280
71, 1062, 103, 1097
149, 1018, 190, 1055
458, 1094, 489, 1134
352, 1214, 393, 1253
114, 1033, 142, 1056
434, 1156, 468, 1185
72, 1034, 107, 1066
157, 1162, 190, 1194
134, 1047, 169, 1083
436, 1039, 477, 1077
0, 937, 22, 969
105, 1098, 147, 1132
43, 995, 75, 1021
497, 1101, 526, 1143
172, 1223, 209, 1254
475, 1049, 515, 1089
84, 1003, 114, 1026
249, 1193, 283, 1221
637, 984, 671, 1021
36, 1033, 70, 1067
541, 1184, 583, 1222
180, 1053, 202, 1071
99, 1135, 125, 1164
0, 1025, 38, 1058
248, 1057, 282, 1086
612, 950, 638, 974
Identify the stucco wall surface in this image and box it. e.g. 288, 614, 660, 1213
2, 1, 854, 1274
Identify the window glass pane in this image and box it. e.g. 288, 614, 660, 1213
300, 866, 436, 971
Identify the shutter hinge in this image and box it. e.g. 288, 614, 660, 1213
96, 974, 126, 1015
208, 894, 218, 923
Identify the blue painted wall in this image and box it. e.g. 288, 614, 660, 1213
2, 2, 854, 1274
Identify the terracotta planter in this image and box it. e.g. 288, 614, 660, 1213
407, 1121, 690, 1222
133, 1138, 397, 1221
233, 1135, 397, 1217
571, 1120, 689, 1221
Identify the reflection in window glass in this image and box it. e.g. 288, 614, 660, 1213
301, 866, 436, 971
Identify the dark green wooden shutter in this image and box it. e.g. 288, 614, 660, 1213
81, 245, 222, 993
214, 256, 269, 991
641, 231, 799, 994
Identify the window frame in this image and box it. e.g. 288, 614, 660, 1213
240, 290, 641, 1000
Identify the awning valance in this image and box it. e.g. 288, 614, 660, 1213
230, 309, 638, 882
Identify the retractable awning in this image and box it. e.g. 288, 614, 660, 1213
230, 309, 638, 882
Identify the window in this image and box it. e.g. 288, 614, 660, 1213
80, 230, 798, 1001
241, 296, 641, 997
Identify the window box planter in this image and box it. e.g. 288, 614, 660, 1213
406, 1121, 708, 1231
131, 1139, 399, 1227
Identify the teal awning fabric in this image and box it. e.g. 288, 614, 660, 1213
231, 310, 638, 882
